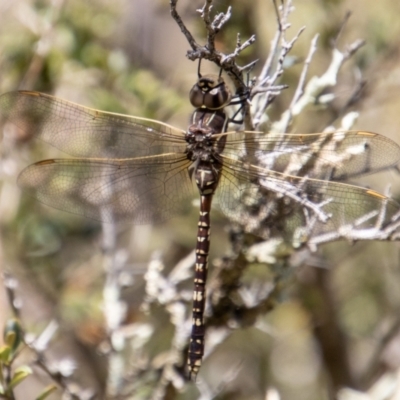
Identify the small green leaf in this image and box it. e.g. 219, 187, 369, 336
0, 345, 11, 363
7, 366, 32, 391
5, 331, 16, 348
35, 384, 58, 400
3, 319, 23, 352
0, 358, 4, 383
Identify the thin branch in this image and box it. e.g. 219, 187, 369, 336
3, 273, 21, 318
252, 0, 304, 126
272, 0, 282, 32
272, 36, 364, 133
331, 10, 352, 49
343, 38, 365, 60
18, 0, 66, 89
170, 0, 200, 52
290, 34, 319, 109
274, 34, 319, 133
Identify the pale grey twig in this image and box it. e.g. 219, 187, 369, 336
252, 0, 305, 126
99, 181, 129, 396
275, 34, 319, 133
3, 272, 21, 318
221, 34, 257, 65
272, 37, 364, 134
141, 251, 193, 394
343, 39, 365, 60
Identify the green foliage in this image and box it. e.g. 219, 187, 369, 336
35, 385, 58, 400
0, 319, 33, 399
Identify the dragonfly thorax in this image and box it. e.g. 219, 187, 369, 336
186, 109, 227, 163
190, 108, 229, 136
185, 128, 217, 163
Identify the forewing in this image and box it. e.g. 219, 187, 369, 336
18, 154, 195, 224
0, 91, 186, 158
221, 130, 400, 180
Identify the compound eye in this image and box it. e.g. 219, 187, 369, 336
202, 87, 231, 109
189, 84, 205, 108
189, 75, 232, 109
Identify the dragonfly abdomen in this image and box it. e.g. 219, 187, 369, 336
188, 194, 212, 380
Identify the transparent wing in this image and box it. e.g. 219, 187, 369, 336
17, 154, 195, 224
221, 130, 400, 180
5, 90, 400, 232
0, 91, 186, 158
3, 92, 399, 178
218, 155, 400, 237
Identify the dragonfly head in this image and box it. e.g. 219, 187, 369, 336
189, 74, 232, 110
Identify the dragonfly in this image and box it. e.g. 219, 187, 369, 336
1, 72, 400, 380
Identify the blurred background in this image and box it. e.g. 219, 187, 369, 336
1, 0, 400, 399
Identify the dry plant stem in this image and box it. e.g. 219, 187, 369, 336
101, 218, 127, 397
299, 266, 355, 392
256, 0, 296, 81
272, 0, 282, 31
33, 357, 89, 400
272, 37, 365, 134
3, 273, 21, 319
18, 0, 65, 89
289, 35, 319, 111
253, 0, 304, 126
199, 0, 232, 53
28, 320, 96, 399
258, 28, 280, 83
222, 34, 256, 65
331, 11, 351, 49
142, 252, 194, 388
330, 11, 365, 62
309, 204, 400, 248
170, 0, 199, 52
344, 39, 365, 59
2, 276, 75, 398
360, 317, 400, 387
8, 323, 84, 400
275, 34, 319, 133
207, 235, 283, 330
